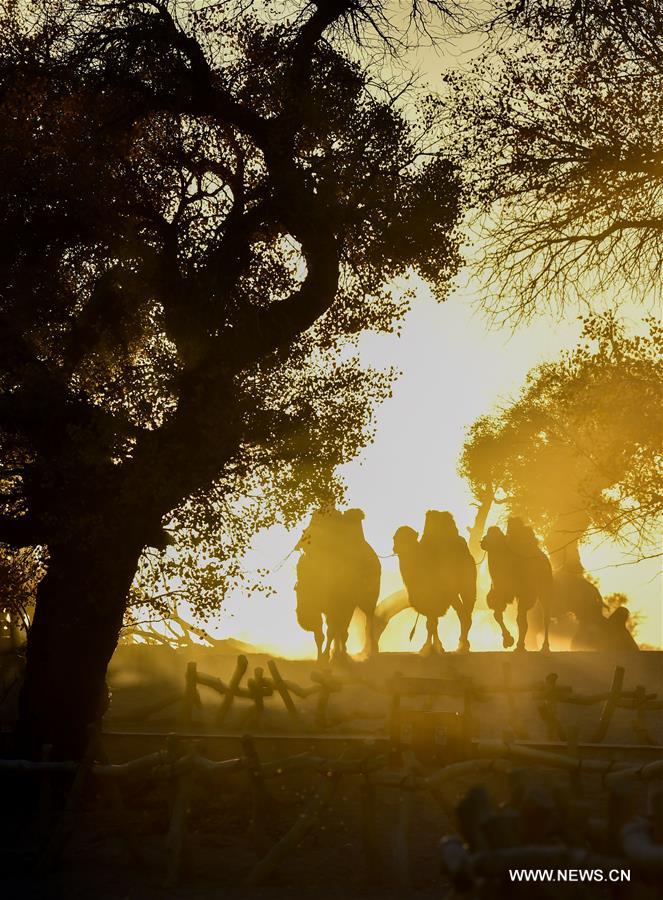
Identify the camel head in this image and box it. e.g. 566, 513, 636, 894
393, 525, 418, 557
480, 526, 507, 552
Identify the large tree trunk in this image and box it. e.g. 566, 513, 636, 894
14, 531, 143, 760
467, 490, 494, 562
545, 510, 591, 574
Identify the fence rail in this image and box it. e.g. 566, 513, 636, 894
2, 732, 662, 889
111, 656, 663, 747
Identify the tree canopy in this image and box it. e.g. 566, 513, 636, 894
0, 0, 460, 598
460, 314, 663, 567
0, 0, 463, 754
444, 0, 663, 318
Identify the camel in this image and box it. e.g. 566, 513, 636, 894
551, 561, 605, 649
550, 562, 639, 652
601, 607, 640, 652
393, 526, 451, 654
419, 510, 476, 651
346, 509, 381, 655
295, 507, 381, 661
480, 519, 552, 652
392, 511, 476, 654
294, 508, 341, 659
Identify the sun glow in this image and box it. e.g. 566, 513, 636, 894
192, 276, 662, 657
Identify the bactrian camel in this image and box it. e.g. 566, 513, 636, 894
295, 507, 380, 661
480, 518, 552, 652
393, 510, 476, 654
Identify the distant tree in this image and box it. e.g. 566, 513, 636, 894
445, 0, 663, 318
0, 0, 461, 757
460, 314, 663, 569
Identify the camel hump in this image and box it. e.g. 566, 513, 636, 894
451, 532, 474, 561
422, 509, 460, 546
506, 517, 553, 583
296, 507, 344, 553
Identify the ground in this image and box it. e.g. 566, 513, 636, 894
105, 648, 663, 748
0, 649, 661, 899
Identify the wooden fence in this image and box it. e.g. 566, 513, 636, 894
2, 732, 663, 889
114, 657, 663, 748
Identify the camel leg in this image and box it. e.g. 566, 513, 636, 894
431, 617, 444, 654
515, 601, 529, 652
359, 609, 376, 659
418, 619, 435, 656
338, 635, 352, 665
313, 623, 327, 662
453, 598, 471, 652
321, 628, 332, 662
330, 628, 351, 665
421, 617, 444, 655
493, 609, 514, 649
329, 633, 338, 662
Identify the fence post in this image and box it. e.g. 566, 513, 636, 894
250, 667, 267, 729
267, 660, 303, 730
217, 654, 248, 725
592, 666, 625, 743
242, 734, 270, 854
164, 742, 197, 886
536, 673, 565, 741
503, 663, 527, 739
631, 685, 653, 745
182, 661, 199, 728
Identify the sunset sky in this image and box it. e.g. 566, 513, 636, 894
208, 269, 662, 656
172, 17, 663, 657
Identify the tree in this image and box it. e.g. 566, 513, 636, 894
444, 0, 663, 318
460, 313, 663, 569
0, 547, 41, 649
0, 0, 461, 757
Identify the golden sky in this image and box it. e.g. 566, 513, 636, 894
179, 18, 663, 656
207, 272, 663, 655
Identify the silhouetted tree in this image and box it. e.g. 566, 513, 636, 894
461, 314, 663, 569
0, 547, 41, 649
0, 0, 460, 757
444, 0, 663, 317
